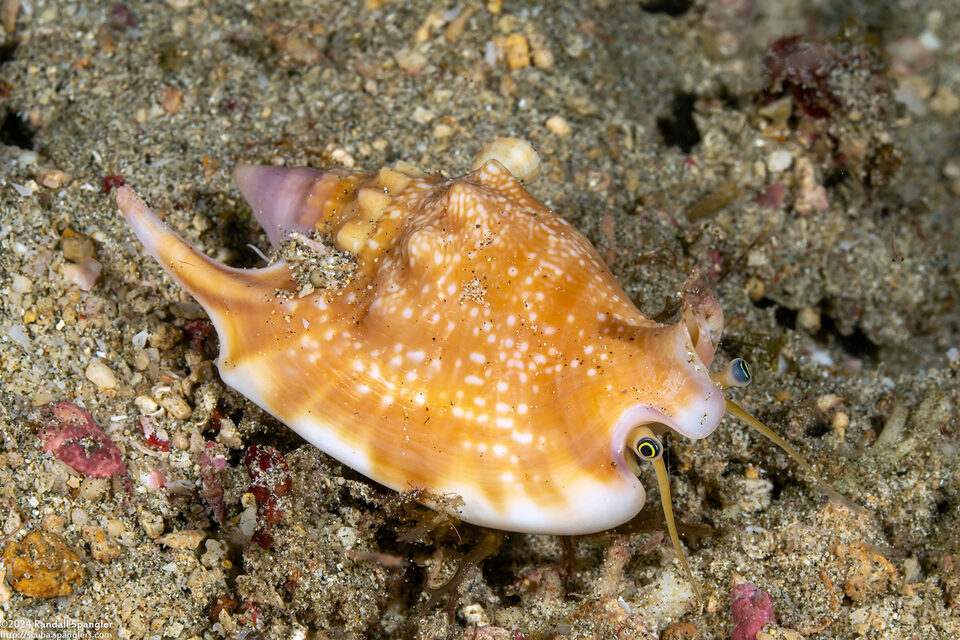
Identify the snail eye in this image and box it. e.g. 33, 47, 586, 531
731, 358, 752, 386
635, 435, 663, 461
711, 357, 753, 389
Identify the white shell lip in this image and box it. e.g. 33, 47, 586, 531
447, 473, 646, 535
611, 360, 726, 448
221, 358, 647, 536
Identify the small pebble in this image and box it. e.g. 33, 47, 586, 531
929, 85, 959, 116
37, 167, 72, 189
775, 389, 793, 403
394, 47, 427, 75
200, 539, 226, 568
12, 180, 38, 197
3, 531, 85, 598
135, 394, 160, 414
894, 75, 933, 116
745, 277, 765, 301
459, 603, 489, 626
545, 115, 572, 137
766, 149, 793, 173
794, 157, 828, 215
42, 513, 66, 533
161, 86, 183, 114
61, 258, 102, 291
157, 529, 206, 550
432, 122, 454, 139
903, 556, 922, 583
660, 621, 699, 640
530, 36, 554, 70
61, 230, 96, 262
500, 33, 530, 69
833, 411, 850, 435
443, 5, 472, 42
686, 181, 740, 222
192, 212, 212, 232
816, 393, 843, 412
78, 477, 108, 501
156, 390, 193, 420
797, 306, 821, 333
32, 391, 53, 407
412, 106, 435, 124
336, 526, 358, 551
0, 574, 10, 604
758, 97, 793, 122
85, 360, 117, 389
2, 511, 21, 535
134, 350, 151, 371
11, 273, 32, 293
105, 519, 126, 538
149, 323, 183, 349
472, 137, 541, 182
82, 525, 122, 562
140, 511, 164, 539
1, 0, 18, 36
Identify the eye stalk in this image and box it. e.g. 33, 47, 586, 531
627, 425, 701, 602
624, 356, 869, 605
711, 357, 752, 389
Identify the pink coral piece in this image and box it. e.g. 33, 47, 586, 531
146, 467, 168, 490
756, 183, 787, 210
39, 402, 127, 478
731, 582, 777, 640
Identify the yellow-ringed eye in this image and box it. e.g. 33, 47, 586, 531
635, 435, 662, 461
731, 358, 751, 386
711, 357, 753, 389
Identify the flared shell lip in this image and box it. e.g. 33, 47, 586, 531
608, 317, 727, 480
220, 358, 647, 535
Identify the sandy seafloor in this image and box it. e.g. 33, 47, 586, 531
1, 0, 959, 638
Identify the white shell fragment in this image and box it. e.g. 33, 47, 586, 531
471, 137, 541, 182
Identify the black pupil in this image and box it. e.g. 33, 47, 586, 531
736, 359, 751, 382
639, 439, 658, 458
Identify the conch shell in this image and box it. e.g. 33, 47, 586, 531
118, 142, 832, 597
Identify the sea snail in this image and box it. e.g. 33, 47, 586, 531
117, 139, 836, 597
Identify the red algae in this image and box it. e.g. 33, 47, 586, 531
244, 444, 292, 524
100, 173, 126, 194
38, 402, 127, 478
139, 415, 170, 452
731, 583, 776, 640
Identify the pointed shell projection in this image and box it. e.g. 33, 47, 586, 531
117, 157, 727, 534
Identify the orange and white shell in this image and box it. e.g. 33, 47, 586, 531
117, 155, 726, 534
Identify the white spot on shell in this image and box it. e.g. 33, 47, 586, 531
512, 432, 533, 444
